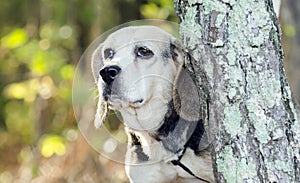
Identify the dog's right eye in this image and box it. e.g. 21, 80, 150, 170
136, 46, 154, 59
104, 48, 114, 60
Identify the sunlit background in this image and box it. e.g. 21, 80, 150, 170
0, 0, 299, 182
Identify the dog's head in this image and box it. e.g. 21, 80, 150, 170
92, 26, 186, 130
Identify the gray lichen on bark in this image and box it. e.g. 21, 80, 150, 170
174, 0, 300, 182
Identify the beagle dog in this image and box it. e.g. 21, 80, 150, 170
91, 26, 214, 183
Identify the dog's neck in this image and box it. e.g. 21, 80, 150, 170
120, 99, 173, 162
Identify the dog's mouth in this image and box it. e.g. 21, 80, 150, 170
105, 94, 145, 109
102, 84, 147, 109
129, 99, 144, 108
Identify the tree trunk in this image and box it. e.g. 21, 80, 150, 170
174, 0, 300, 182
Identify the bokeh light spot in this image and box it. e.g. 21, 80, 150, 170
103, 138, 117, 153
39, 135, 66, 158
1, 28, 28, 49
59, 25, 73, 39
284, 25, 296, 37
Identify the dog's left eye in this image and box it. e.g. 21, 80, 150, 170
136, 47, 154, 59
104, 48, 114, 60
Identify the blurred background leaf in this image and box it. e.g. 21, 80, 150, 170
1, 28, 28, 49
0, 0, 299, 183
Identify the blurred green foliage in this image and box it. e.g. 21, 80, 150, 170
0, 0, 176, 181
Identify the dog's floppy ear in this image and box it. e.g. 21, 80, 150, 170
94, 95, 109, 128
171, 39, 201, 122
91, 44, 109, 128
169, 38, 201, 121
173, 66, 201, 122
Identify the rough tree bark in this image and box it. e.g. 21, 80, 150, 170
174, 0, 300, 182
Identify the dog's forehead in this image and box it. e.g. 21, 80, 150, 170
103, 26, 174, 49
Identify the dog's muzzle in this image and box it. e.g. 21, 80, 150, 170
99, 65, 121, 85
99, 65, 121, 101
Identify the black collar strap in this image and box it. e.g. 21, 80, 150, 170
171, 147, 210, 183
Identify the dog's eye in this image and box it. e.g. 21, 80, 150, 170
104, 48, 114, 60
136, 47, 154, 59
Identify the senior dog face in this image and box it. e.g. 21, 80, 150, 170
92, 26, 214, 183
92, 26, 183, 130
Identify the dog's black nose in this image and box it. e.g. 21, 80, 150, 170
99, 66, 121, 84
